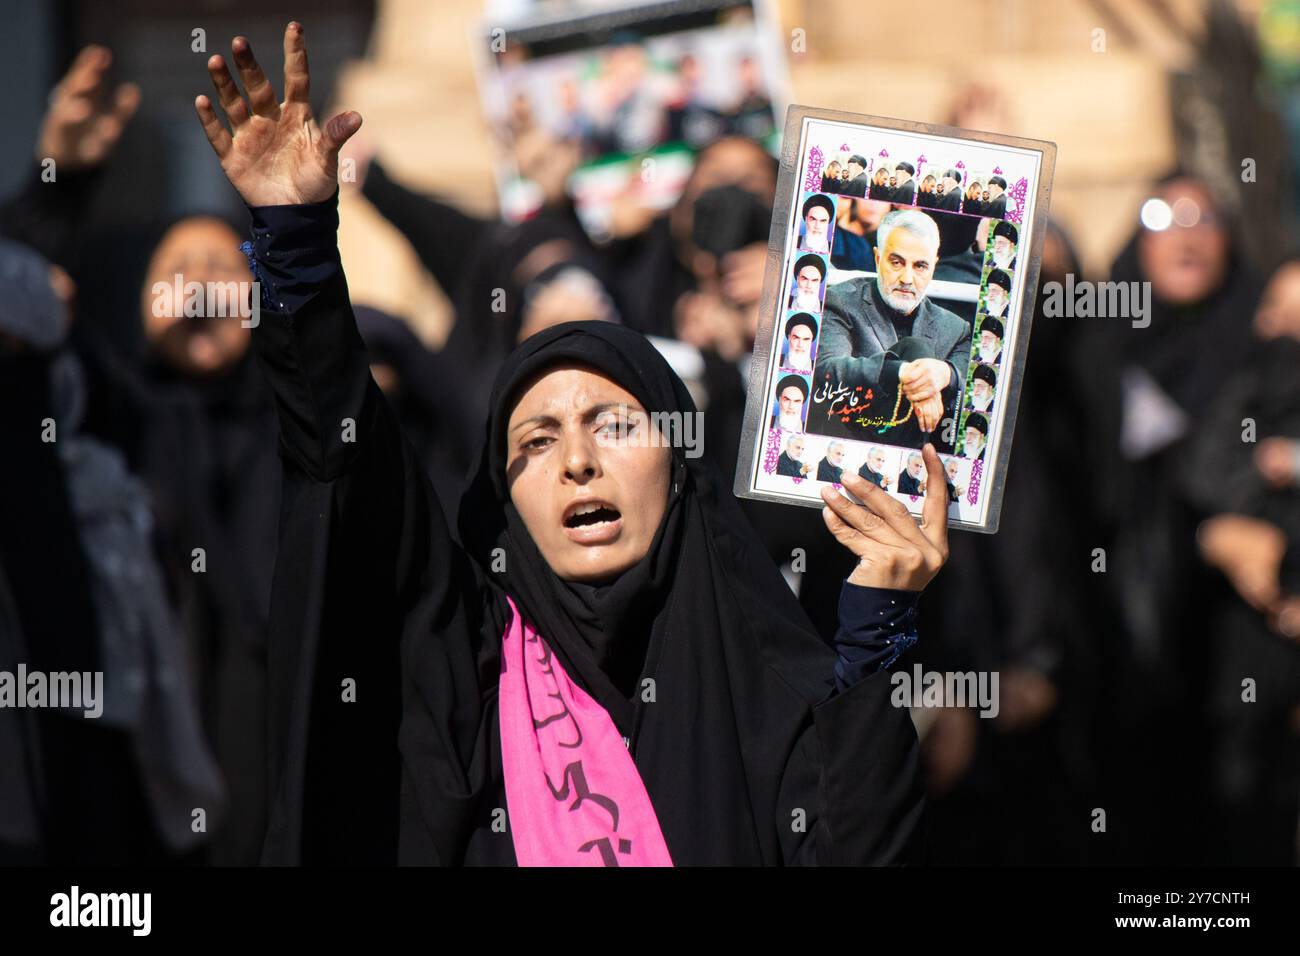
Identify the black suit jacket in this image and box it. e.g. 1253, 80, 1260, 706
813, 279, 971, 449
892, 180, 916, 205
937, 189, 962, 212
817, 278, 971, 401
858, 463, 886, 488
843, 173, 869, 198
776, 451, 804, 477
986, 193, 1007, 218
816, 458, 843, 483
897, 470, 923, 495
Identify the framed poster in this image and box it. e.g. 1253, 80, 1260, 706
475, 0, 789, 236
734, 106, 1057, 533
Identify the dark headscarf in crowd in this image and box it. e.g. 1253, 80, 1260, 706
1101, 171, 1257, 412
354, 305, 476, 510
1078, 170, 1257, 714
0, 239, 224, 861
435, 205, 622, 426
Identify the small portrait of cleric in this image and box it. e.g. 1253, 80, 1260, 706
769, 373, 810, 431
806, 207, 973, 451
786, 253, 827, 313
780, 313, 817, 372
797, 193, 835, 254
982, 267, 1012, 318
989, 220, 1018, 272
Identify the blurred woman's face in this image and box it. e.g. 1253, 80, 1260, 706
506, 364, 671, 583
682, 136, 776, 206
1138, 178, 1229, 306
141, 217, 251, 377
671, 136, 775, 260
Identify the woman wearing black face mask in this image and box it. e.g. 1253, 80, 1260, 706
604, 135, 777, 342
195, 23, 948, 865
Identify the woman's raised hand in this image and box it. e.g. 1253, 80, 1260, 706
38, 45, 140, 171
820, 443, 949, 592
194, 22, 361, 207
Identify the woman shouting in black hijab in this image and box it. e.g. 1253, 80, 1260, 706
195, 23, 949, 865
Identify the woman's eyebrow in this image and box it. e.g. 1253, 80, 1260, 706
509, 414, 559, 435
585, 401, 642, 421
510, 402, 642, 434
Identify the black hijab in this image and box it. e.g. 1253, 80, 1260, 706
455, 321, 848, 863
437, 206, 622, 430
1100, 171, 1257, 411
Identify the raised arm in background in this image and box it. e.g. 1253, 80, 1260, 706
0, 45, 139, 268
194, 22, 497, 863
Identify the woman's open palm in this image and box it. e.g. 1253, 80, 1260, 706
820, 443, 949, 592
194, 22, 361, 207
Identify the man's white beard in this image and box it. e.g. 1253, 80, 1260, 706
993, 249, 1014, 270
986, 297, 1007, 317
877, 276, 926, 315
972, 392, 992, 412
778, 412, 803, 431
964, 438, 984, 459
978, 343, 1001, 363
794, 290, 820, 310
786, 348, 812, 371
803, 232, 829, 253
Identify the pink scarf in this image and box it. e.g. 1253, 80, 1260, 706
498, 598, 673, 867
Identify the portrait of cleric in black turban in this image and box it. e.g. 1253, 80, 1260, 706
797, 193, 835, 254
780, 312, 817, 372
804, 207, 972, 452
989, 220, 1018, 272
962, 410, 990, 460
786, 252, 827, 313
982, 267, 1013, 319
769, 372, 810, 431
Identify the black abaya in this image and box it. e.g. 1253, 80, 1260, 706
250, 198, 924, 865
